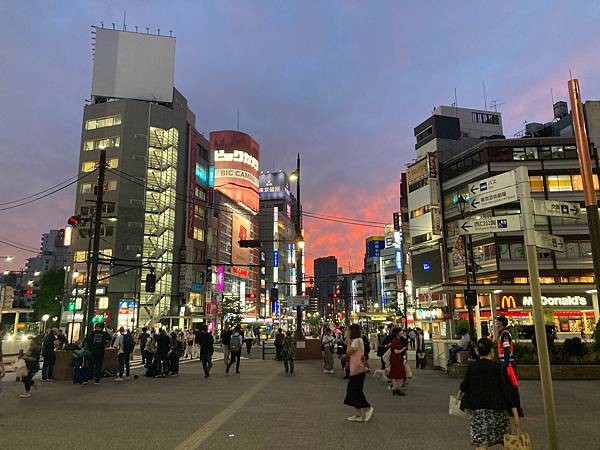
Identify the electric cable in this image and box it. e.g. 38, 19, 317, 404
0, 173, 81, 206
0, 238, 40, 254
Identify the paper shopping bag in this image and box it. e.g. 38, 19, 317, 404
503, 432, 532, 450
448, 395, 469, 419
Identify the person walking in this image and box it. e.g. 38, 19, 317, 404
138, 327, 150, 365
221, 325, 232, 365
226, 326, 243, 374
281, 330, 297, 374
408, 328, 416, 350
184, 329, 196, 359
389, 328, 408, 396
114, 327, 134, 381
274, 328, 285, 361
321, 328, 335, 374
243, 328, 254, 356
415, 328, 427, 369
197, 324, 214, 378
336, 326, 349, 379
459, 338, 520, 449
85, 323, 111, 384
155, 328, 171, 378
41, 328, 57, 381
169, 331, 183, 376
19, 337, 42, 398
343, 324, 373, 422
143, 333, 156, 376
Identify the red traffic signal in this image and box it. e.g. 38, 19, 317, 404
68, 215, 81, 227
249, 292, 256, 299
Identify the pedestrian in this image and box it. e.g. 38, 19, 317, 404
155, 328, 171, 378
389, 328, 408, 396
321, 328, 335, 374
184, 329, 196, 359
56, 329, 68, 349
138, 327, 150, 365
197, 324, 214, 378
408, 328, 416, 350
495, 316, 524, 417
362, 332, 371, 360
114, 327, 134, 381
243, 328, 254, 356
143, 334, 156, 376
459, 338, 520, 449
344, 323, 373, 422
282, 330, 297, 374
19, 337, 42, 398
415, 328, 427, 369
226, 325, 243, 375
221, 325, 232, 365
41, 328, 57, 381
274, 328, 284, 361
336, 326, 349, 378
85, 323, 111, 384
253, 326, 261, 345
169, 331, 183, 376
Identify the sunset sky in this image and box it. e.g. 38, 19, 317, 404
1, 1, 600, 273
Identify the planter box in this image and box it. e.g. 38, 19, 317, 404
447, 363, 600, 380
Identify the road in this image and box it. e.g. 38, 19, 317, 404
1, 352, 599, 449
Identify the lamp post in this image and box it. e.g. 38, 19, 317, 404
457, 195, 476, 338
289, 153, 304, 339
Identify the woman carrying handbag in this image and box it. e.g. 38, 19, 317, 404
343, 324, 373, 423
459, 338, 520, 449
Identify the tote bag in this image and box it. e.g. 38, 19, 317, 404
503, 432, 532, 450
448, 394, 469, 419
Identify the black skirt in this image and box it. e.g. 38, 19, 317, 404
344, 372, 370, 409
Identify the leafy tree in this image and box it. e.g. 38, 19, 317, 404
221, 295, 242, 328
33, 269, 65, 323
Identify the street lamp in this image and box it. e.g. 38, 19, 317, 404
457, 195, 476, 338
41, 314, 49, 333
290, 153, 304, 339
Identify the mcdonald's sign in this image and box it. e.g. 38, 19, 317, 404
500, 295, 517, 309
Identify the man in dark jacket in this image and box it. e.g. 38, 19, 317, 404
139, 327, 150, 365
155, 328, 171, 377
221, 325, 232, 366
274, 328, 284, 360
197, 324, 215, 377
41, 328, 57, 381
85, 323, 111, 384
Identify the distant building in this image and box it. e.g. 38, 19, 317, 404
313, 256, 338, 317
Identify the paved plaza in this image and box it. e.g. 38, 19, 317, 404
1, 353, 599, 449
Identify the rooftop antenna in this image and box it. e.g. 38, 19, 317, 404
483, 80, 488, 110
146, 27, 150, 34
100, 21, 104, 29
454, 88, 458, 116
551, 88, 555, 106
135, 25, 138, 32
237, 108, 240, 131
169, 30, 173, 37
569, 68, 573, 80
490, 99, 506, 112
123, 11, 127, 30
112, 22, 115, 30
157, 28, 160, 35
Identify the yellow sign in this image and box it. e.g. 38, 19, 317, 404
500, 295, 516, 309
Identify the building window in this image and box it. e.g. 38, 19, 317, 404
410, 204, 431, 219
472, 112, 499, 125
83, 136, 120, 151
194, 205, 205, 220
195, 187, 206, 201
81, 158, 118, 173
547, 175, 572, 192
193, 227, 204, 241
513, 147, 539, 160
85, 115, 122, 130
529, 176, 544, 192
74, 251, 87, 262
80, 183, 93, 194
416, 127, 433, 142
408, 178, 429, 193
514, 277, 528, 284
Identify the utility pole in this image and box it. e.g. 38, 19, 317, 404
294, 153, 304, 338
457, 196, 476, 338
87, 149, 106, 333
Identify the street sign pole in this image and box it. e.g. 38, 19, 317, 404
516, 166, 559, 450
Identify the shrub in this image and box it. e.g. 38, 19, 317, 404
562, 337, 588, 359
593, 320, 600, 351
454, 320, 468, 339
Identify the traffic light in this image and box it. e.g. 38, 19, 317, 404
249, 292, 256, 299
145, 271, 156, 293
239, 239, 261, 248
68, 215, 81, 227
67, 302, 76, 312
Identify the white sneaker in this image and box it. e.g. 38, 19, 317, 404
364, 407, 374, 422
347, 415, 363, 422
115, 377, 123, 382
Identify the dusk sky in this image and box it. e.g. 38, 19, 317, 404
1, 1, 600, 273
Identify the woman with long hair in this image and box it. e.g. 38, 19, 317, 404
388, 327, 408, 396
321, 328, 335, 374
343, 323, 373, 422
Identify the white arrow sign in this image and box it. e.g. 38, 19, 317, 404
534, 231, 565, 252
468, 171, 516, 196
467, 185, 518, 211
533, 200, 581, 218
458, 215, 522, 235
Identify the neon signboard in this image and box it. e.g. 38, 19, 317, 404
195, 164, 207, 183
208, 167, 215, 186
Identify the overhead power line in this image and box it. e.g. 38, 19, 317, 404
0, 174, 81, 206
0, 238, 40, 254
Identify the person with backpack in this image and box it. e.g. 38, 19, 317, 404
114, 327, 134, 381
274, 328, 285, 361
197, 324, 214, 378
85, 323, 111, 384
243, 327, 254, 357
281, 330, 297, 374
226, 325, 243, 374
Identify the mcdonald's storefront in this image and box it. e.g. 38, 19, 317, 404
456, 291, 597, 334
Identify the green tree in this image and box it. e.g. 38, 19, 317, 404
34, 269, 65, 323
221, 295, 242, 328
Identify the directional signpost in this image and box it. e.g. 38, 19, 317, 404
458, 215, 521, 235
535, 232, 565, 252
467, 184, 518, 211
468, 170, 516, 196
533, 199, 581, 219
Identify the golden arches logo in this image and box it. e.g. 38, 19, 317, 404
501, 295, 516, 309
